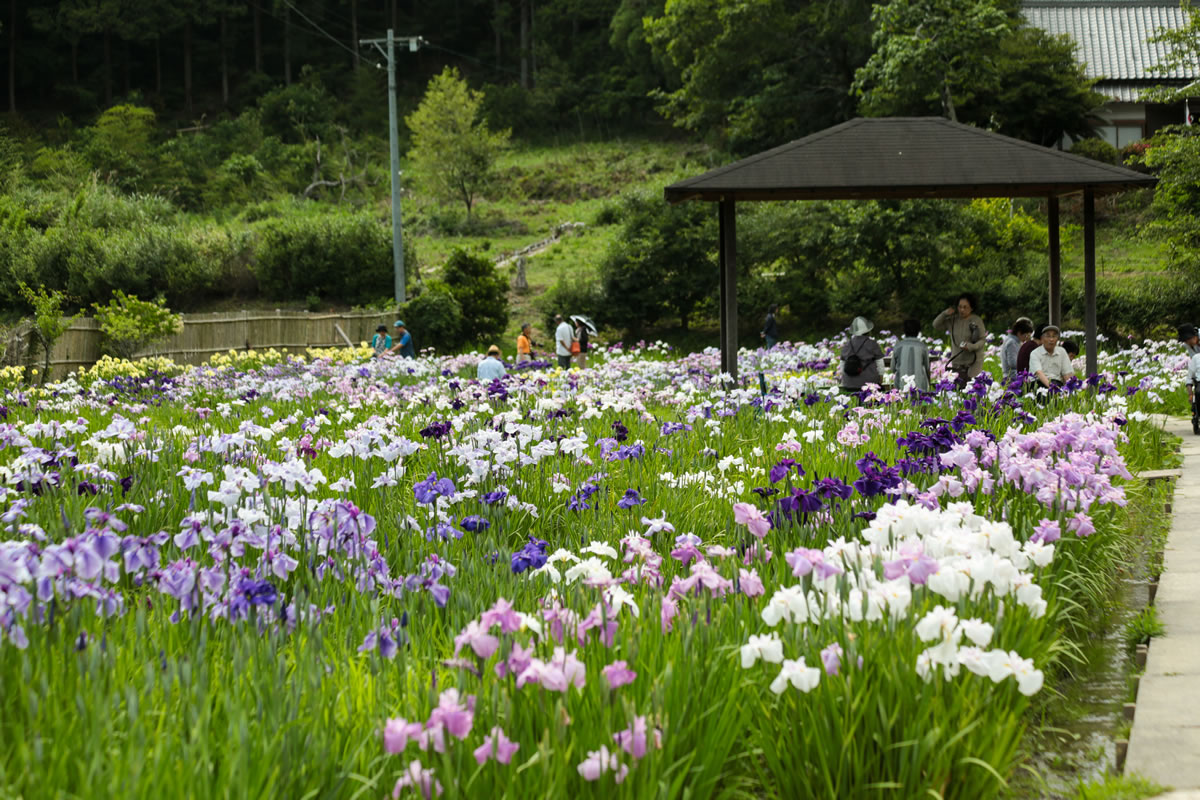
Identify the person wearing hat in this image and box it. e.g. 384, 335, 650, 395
371, 325, 392, 357
933, 293, 987, 389
1029, 324, 1075, 389
1179, 324, 1200, 356
390, 320, 415, 358
477, 345, 506, 381
840, 316, 885, 392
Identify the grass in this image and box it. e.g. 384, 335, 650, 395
409, 139, 713, 269
1072, 774, 1167, 800
1060, 224, 1171, 279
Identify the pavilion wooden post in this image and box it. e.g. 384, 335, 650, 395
1048, 196, 1061, 326
1083, 189, 1097, 375
719, 197, 738, 381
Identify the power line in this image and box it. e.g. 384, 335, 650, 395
420, 40, 523, 79
279, 0, 363, 62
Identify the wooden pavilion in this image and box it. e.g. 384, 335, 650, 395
663, 117, 1158, 381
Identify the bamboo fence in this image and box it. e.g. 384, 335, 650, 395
4, 310, 396, 381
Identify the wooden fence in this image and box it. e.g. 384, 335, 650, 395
4, 310, 397, 381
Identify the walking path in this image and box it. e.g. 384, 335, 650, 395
1126, 415, 1200, 794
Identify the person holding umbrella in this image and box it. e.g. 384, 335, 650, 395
572, 315, 597, 368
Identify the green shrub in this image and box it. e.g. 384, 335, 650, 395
1123, 605, 1166, 655
92, 291, 183, 359
0, 122, 21, 192
440, 248, 509, 345
252, 212, 391, 305
28, 145, 91, 190
398, 282, 463, 353
534, 276, 606, 333
1070, 138, 1120, 165
257, 78, 336, 145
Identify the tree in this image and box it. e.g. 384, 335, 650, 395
643, 0, 874, 154
971, 26, 1106, 147
406, 67, 511, 219
599, 189, 717, 334
853, 0, 1009, 122
17, 282, 82, 385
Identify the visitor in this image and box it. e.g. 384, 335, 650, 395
370, 325, 391, 358
573, 317, 590, 368
390, 320, 415, 358
1180, 324, 1200, 357
840, 316, 884, 393
760, 304, 780, 348
1029, 324, 1075, 389
477, 345, 506, 381
1062, 338, 1079, 366
1016, 323, 1044, 375
1000, 317, 1033, 384
516, 323, 535, 364
1186, 331, 1200, 435
933, 293, 987, 389
554, 314, 574, 370
891, 319, 929, 392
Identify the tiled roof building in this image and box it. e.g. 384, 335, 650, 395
1022, 0, 1200, 146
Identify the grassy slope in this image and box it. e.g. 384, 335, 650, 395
404, 139, 715, 345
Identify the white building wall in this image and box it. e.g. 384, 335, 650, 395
1093, 102, 1147, 148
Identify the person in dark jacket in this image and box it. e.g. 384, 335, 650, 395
760, 304, 780, 348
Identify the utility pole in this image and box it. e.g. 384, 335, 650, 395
361, 31, 423, 306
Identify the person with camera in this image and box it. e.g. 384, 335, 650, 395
933, 294, 987, 389
840, 316, 884, 393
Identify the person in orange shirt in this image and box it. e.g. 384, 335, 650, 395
516, 323, 534, 364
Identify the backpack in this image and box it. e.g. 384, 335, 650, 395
844, 339, 866, 377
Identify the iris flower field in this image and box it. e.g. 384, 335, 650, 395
0, 334, 1187, 799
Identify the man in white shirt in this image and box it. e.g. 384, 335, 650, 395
1184, 326, 1200, 434
1029, 324, 1075, 389
477, 345, 506, 381
554, 313, 574, 369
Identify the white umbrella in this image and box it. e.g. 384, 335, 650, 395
570, 315, 598, 335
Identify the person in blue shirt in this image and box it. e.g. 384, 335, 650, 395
477, 345, 507, 381
370, 325, 392, 357
390, 320, 415, 358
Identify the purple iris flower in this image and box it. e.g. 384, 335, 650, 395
611, 420, 629, 442
617, 489, 647, 509
812, 477, 853, 500
461, 515, 490, 532
420, 420, 453, 439
482, 490, 508, 505
511, 535, 549, 574
240, 578, 278, 606
769, 459, 804, 485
